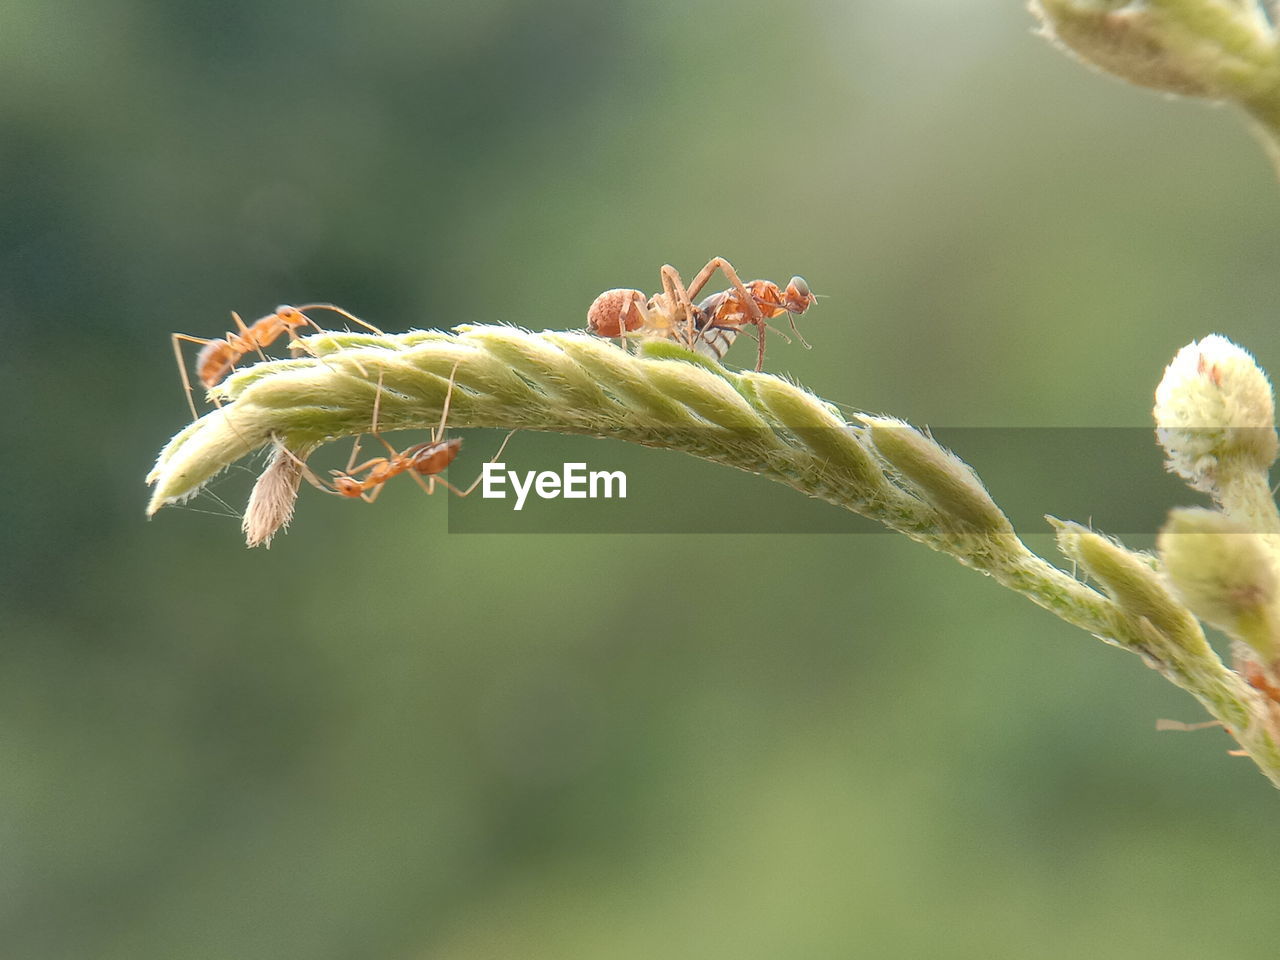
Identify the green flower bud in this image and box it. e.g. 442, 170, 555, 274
1158, 507, 1280, 660
1056, 521, 1211, 658
864, 418, 1012, 533
1031, 1, 1278, 100
1032, 1, 1213, 96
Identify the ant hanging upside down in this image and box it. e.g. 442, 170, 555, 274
302, 361, 514, 503
586, 256, 817, 370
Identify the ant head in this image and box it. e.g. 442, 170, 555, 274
587, 288, 647, 337
330, 474, 364, 498
274, 305, 308, 327
783, 277, 816, 314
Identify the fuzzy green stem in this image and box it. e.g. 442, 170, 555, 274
1217, 467, 1280, 533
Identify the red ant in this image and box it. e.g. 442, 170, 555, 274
586, 257, 816, 370
318, 362, 513, 503
693, 277, 816, 365
171, 303, 382, 419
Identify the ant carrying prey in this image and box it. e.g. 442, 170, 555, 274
586, 257, 816, 370
171, 303, 382, 419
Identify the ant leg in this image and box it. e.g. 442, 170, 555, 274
285, 304, 381, 376
658, 265, 698, 348
310, 333, 372, 379
683, 257, 749, 303
171, 332, 216, 420
294, 303, 384, 335
617, 290, 642, 352
446, 429, 517, 498
787, 312, 812, 350
405, 469, 438, 496
370, 371, 391, 452
621, 295, 655, 353
274, 440, 342, 496
684, 257, 768, 369
357, 360, 461, 464
434, 359, 464, 444
282, 313, 374, 379
346, 434, 367, 474
751, 320, 793, 346
1155, 719, 1224, 732
369, 433, 400, 460
338, 455, 396, 477
359, 372, 403, 462
338, 375, 382, 473
402, 359, 467, 495
229, 310, 270, 365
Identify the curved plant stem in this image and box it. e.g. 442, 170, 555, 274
146, 325, 1280, 786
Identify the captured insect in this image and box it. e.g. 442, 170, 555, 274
171, 303, 382, 419
319, 362, 514, 503
586, 257, 816, 370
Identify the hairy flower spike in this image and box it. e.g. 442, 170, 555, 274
1158, 507, 1280, 660
148, 327, 900, 518
746, 376, 888, 499
862, 417, 1013, 534
1055, 521, 1214, 660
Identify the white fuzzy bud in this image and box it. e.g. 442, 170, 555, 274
1153, 335, 1277, 494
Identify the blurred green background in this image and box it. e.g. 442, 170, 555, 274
5, 2, 1280, 958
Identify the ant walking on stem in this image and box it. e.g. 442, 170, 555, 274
317, 361, 514, 503
171, 303, 383, 419
586, 257, 816, 370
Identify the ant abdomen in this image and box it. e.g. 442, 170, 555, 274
410, 438, 463, 476
195, 340, 239, 388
